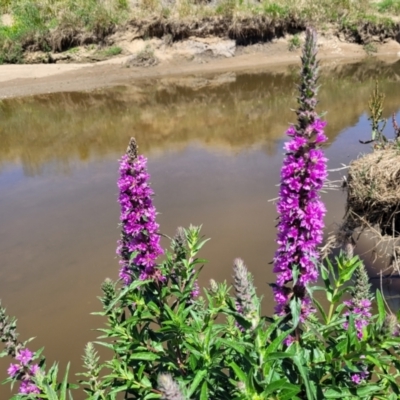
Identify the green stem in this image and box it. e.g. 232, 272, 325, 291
326, 287, 339, 324
256, 333, 264, 368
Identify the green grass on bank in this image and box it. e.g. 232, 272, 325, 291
0, 0, 128, 63
0, 0, 398, 64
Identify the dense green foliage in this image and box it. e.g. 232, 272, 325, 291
2, 229, 400, 399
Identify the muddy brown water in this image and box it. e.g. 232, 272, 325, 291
1, 59, 400, 398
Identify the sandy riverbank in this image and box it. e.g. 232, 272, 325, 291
0, 34, 400, 99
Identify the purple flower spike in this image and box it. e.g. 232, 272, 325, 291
117, 138, 164, 284
344, 264, 372, 339
273, 28, 328, 322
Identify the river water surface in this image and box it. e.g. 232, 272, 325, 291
1, 59, 400, 398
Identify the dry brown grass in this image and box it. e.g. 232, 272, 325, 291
346, 145, 400, 236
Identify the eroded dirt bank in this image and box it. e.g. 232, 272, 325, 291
1, 33, 400, 99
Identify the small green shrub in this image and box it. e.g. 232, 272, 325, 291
364, 42, 378, 55
102, 45, 122, 56
288, 33, 301, 51
0, 0, 51, 65
262, 2, 289, 18
376, 0, 400, 14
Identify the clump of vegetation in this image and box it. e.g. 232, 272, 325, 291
375, 0, 400, 14
0, 0, 126, 63
288, 34, 301, 51
100, 45, 122, 57
363, 42, 378, 55
345, 81, 400, 239
126, 44, 158, 67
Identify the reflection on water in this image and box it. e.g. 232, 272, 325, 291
1, 59, 400, 175
1, 59, 400, 398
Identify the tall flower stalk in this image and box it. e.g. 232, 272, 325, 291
344, 264, 372, 339
233, 258, 259, 330
117, 137, 164, 284
273, 28, 328, 322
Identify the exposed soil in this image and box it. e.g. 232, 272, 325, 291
1, 30, 400, 99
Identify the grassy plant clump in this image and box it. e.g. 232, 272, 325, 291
375, 0, 400, 14
363, 42, 378, 55
288, 34, 301, 51
0, 0, 126, 63
127, 44, 158, 67
101, 45, 122, 57
345, 81, 400, 238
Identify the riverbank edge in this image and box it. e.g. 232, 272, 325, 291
1, 30, 400, 99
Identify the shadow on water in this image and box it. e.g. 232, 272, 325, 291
1, 59, 400, 398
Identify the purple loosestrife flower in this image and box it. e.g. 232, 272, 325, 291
16, 348, 33, 366
19, 380, 41, 395
344, 264, 372, 339
351, 371, 369, 385
273, 28, 328, 321
191, 280, 200, 299
1, 304, 42, 396
8, 349, 40, 395
7, 363, 20, 377
117, 138, 164, 284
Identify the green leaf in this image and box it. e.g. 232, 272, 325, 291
105, 280, 145, 313
129, 251, 139, 261
356, 384, 382, 396
60, 362, 70, 400
264, 379, 298, 396
266, 351, 296, 361
325, 258, 335, 281
140, 375, 152, 388
293, 355, 316, 400
44, 383, 59, 400
313, 299, 328, 323
292, 265, 300, 285
279, 386, 302, 400
129, 352, 159, 361
143, 393, 160, 399
332, 286, 352, 303
376, 289, 386, 327
200, 381, 208, 400
218, 338, 246, 354
264, 330, 292, 358
338, 257, 361, 284
290, 297, 301, 327
229, 362, 247, 383
187, 370, 207, 397
324, 387, 353, 398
